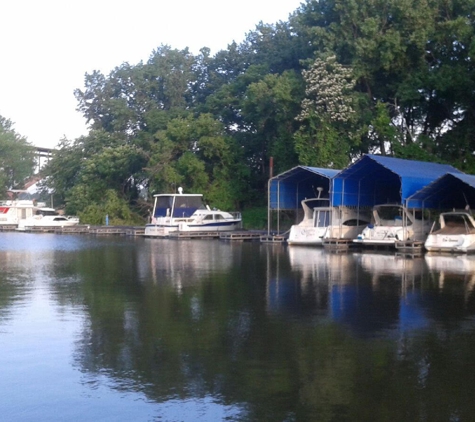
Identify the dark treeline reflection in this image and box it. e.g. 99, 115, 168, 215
41, 239, 475, 421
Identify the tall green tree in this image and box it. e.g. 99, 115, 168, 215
40, 131, 147, 217
146, 113, 248, 209
0, 116, 35, 196
74, 45, 197, 135
241, 71, 303, 178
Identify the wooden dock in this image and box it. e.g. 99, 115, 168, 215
168, 231, 220, 239
220, 231, 262, 241
59, 225, 91, 234
260, 234, 287, 244
18, 225, 145, 236
395, 240, 425, 255
0, 225, 18, 231
323, 238, 354, 251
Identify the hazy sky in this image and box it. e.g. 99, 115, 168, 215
0, 0, 304, 149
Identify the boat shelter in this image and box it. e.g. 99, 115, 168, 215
407, 172, 475, 210
331, 154, 462, 208
268, 166, 340, 233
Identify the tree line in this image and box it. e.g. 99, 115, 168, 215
3, 0, 475, 224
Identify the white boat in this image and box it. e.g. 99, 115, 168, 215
353, 204, 432, 246
17, 207, 80, 231
424, 211, 475, 253
287, 196, 331, 245
0, 198, 38, 227
287, 189, 370, 246
144, 188, 242, 237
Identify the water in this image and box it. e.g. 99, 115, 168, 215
1, 233, 475, 421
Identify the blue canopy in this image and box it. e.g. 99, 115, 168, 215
331, 154, 462, 207
269, 166, 339, 210
407, 172, 475, 209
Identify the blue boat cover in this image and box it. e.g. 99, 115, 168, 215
332, 154, 463, 207
269, 166, 340, 210
407, 172, 475, 209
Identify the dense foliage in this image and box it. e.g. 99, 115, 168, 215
0, 116, 35, 197
34, 0, 475, 222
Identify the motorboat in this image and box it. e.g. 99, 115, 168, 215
287, 195, 331, 246
424, 211, 475, 253
287, 188, 370, 246
0, 198, 38, 227
17, 207, 80, 231
353, 204, 432, 246
144, 188, 242, 237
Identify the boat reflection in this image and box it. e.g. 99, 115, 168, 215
425, 253, 475, 297
354, 251, 426, 284
139, 239, 239, 290
269, 247, 475, 335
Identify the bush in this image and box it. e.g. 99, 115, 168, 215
78, 190, 145, 225
241, 207, 268, 230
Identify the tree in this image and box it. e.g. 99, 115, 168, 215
241, 71, 303, 179
0, 116, 35, 196
40, 130, 147, 217
146, 113, 248, 209
293, 0, 475, 163
294, 56, 360, 168
74, 45, 197, 135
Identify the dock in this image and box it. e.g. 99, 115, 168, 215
18, 225, 145, 236
0, 225, 18, 231
219, 231, 262, 241
395, 240, 425, 255
169, 231, 221, 239
323, 238, 354, 251
259, 234, 287, 244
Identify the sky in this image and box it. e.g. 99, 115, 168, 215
0, 0, 304, 149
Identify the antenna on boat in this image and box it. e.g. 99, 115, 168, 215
178, 187, 183, 195
462, 192, 472, 214
316, 187, 323, 199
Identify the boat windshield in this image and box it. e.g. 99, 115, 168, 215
444, 214, 475, 230
376, 206, 402, 220
314, 210, 331, 227
36, 209, 58, 216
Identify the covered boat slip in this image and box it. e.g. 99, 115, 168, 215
331, 154, 462, 208
267, 166, 339, 234
406, 172, 475, 210
267, 155, 470, 247
409, 173, 475, 253
331, 155, 463, 248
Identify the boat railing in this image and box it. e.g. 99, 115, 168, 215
229, 212, 242, 220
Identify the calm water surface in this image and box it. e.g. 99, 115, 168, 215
1, 233, 475, 421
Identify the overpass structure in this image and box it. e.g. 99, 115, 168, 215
34, 146, 54, 171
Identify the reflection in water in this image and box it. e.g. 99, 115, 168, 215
425, 253, 475, 286
2, 234, 475, 421
139, 239, 239, 290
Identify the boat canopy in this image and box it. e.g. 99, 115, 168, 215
269, 166, 339, 210
407, 172, 475, 209
153, 194, 206, 218
331, 154, 462, 207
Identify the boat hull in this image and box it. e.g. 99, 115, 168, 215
17, 218, 79, 231
144, 220, 241, 237
424, 234, 475, 253
287, 226, 326, 245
